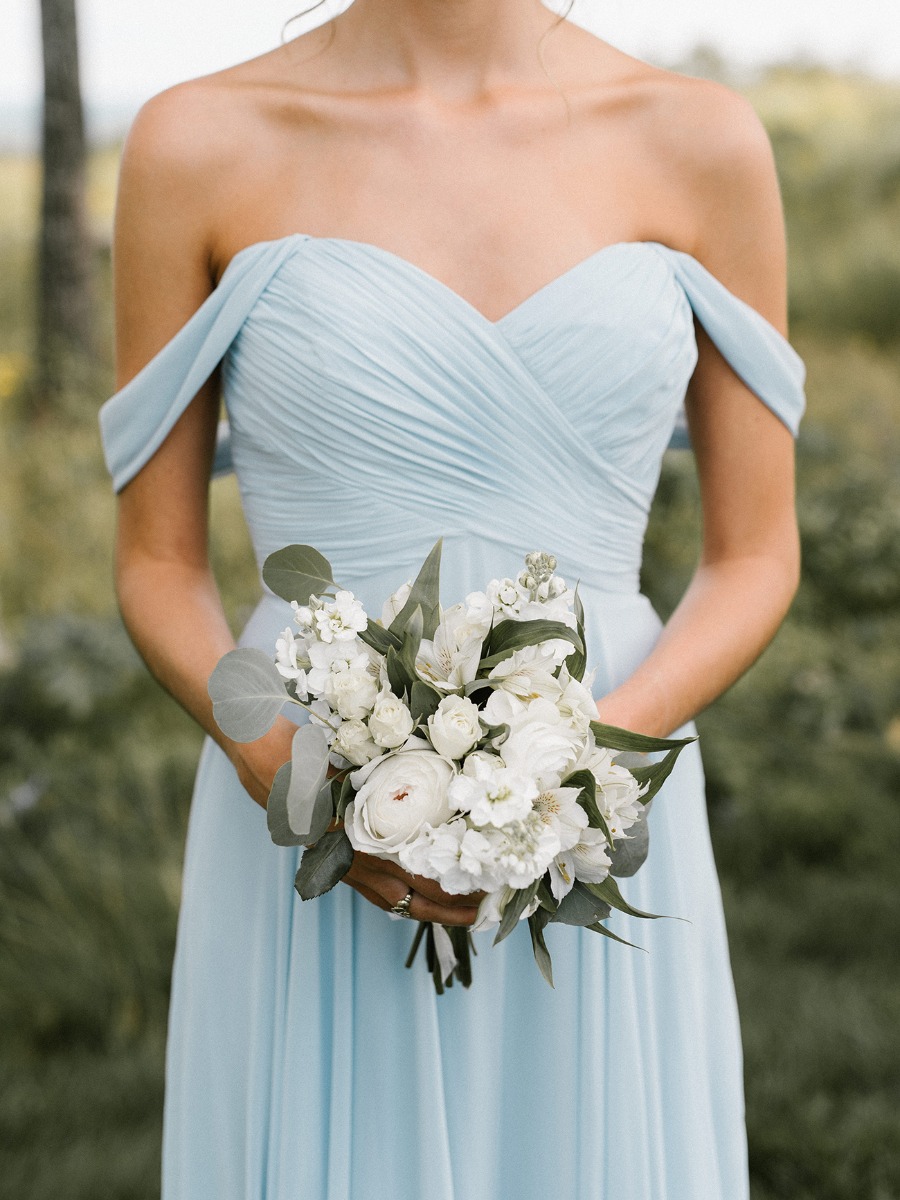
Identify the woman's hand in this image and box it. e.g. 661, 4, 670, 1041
342, 851, 486, 927
228, 714, 341, 808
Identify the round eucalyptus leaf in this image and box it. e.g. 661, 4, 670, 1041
208, 648, 289, 742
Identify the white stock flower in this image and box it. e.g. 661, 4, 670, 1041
345, 746, 457, 858
489, 812, 561, 889
447, 753, 538, 829
311, 589, 369, 644
381, 580, 412, 628
486, 576, 530, 618
332, 719, 384, 766
290, 601, 316, 637
400, 818, 499, 895
427, 694, 482, 759
366, 688, 415, 748
274, 627, 310, 696
306, 638, 379, 719
415, 603, 485, 692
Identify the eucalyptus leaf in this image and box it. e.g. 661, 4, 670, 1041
493, 880, 540, 946
552, 881, 613, 927
389, 537, 443, 640
285, 722, 331, 840
208, 648, 290, 742
262, 544, 336, 604
266, 761, 305, 847
529, 909, 555, 987
332, 771, 355, 820
294, 828, 355, 900
608, 800, 653, 878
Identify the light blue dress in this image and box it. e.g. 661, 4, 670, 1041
99, 234, 806, 1200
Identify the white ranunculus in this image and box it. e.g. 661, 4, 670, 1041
498, 697, 585, 789
311, 589, 369, 643
332, 719, 384, 766
366, 688, 415, 748
381, 580, 412, 628
415, 603, 486, 692
427, 694, 482, 759
274, 627, 310, 696
447, 753, 538, 829
400, 817, 499, 895
345, 748, 456, 858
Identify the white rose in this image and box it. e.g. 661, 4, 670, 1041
328, 661, 380, 720
345, 748, 457, 858
381, 580, 412, 628
367, 688, 415, 748
332, 719, 383, 767
427, 694, 482, 759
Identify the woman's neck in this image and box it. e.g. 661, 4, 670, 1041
320, 0, 564, 99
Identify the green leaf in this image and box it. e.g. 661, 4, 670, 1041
266, 761, 304, 846
565, 582, 587, 682
589, 720, 696, 755
389, 537, 443, 640
493, 880, 540, 946
585, 875, 664, 921
207, 648, 289, 742
586, 921, 646, 950
629, 744, 691, 805
552, 881, 613, 927
359, 619, 402, 657
397, 604, 424, 689
608, 800, 653, 878
332, 771, 355, 820
563, 767, 613, 841
384, 645, 407, 700
404, 921, 428, 969
262, 544, 336, 604
480, 618, 582, 671
409, 680, 442, 724
284, 722, 331, 839
536, 878, 557, 913
448, 926, 474, 988
294, 828, 355, 900
528, 909, 554, 987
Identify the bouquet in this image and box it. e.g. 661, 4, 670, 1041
208, 537, 693, 992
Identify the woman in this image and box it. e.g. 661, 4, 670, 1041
99, 1, 806, 1196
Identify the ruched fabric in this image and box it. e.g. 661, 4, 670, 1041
98, 233, 806, 1200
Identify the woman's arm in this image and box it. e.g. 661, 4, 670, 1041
111, 87, 481, 926
595, 86, 801, 737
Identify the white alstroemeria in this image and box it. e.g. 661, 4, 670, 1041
366, 688, 415, 748
486, 576, 530, 619
381, 580, 412, 628
427, 694, 482, 759
596, 766, 643, 837
472, 883, 541, 932
497, 697, 585, 790
332, 718, 384, 766
549, 826, 612, 900
486, 641, 573, 703
310, 589, 369, 644
274, 627, 310, 696
415, 603, 485, 692
463, 590, 495, 638
400, 818, 499, 895
532, 785, 588, 852
447, 754, 538, 829
345, 747, 456, 859
489, 811, 561, 889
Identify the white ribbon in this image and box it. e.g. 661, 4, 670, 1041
431, 922, 458, 984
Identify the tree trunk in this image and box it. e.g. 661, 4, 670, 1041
34, 0, 94, 416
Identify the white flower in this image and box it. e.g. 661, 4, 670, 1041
486, 576, 530, 618
332, 718, 384, 766
345, 747, 456, 858
485, 641, 572, 702
549, 826, 611, 901
463, 590, 495, 636
488, 812, 561, 889
497, 697, 585, 789
274, 627, 309, 696
532, 785, 588, 852
306, 638, 379, 719
366, 688, 415, 748
381, 580, 412, 628
311, 589, 369, 643
415, 603, 485, 692
591, 749, 643, 837
448, 753, 538, 829
400, 818, 499, 895
291, 602, 317, 637
427, 694, 482, 759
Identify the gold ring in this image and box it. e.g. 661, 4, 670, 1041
390, 888, 415, 918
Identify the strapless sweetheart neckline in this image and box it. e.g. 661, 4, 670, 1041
218, 233, 761, 332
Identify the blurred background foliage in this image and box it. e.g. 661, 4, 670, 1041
1, 56, 899, 1200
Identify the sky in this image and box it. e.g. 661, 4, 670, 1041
2, 0, 898, 115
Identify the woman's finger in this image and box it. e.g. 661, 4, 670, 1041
353, 850, 486, 908
346, 862, 481, 927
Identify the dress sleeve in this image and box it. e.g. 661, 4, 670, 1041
98, 237, 299, 493
660, 245, 807, 451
